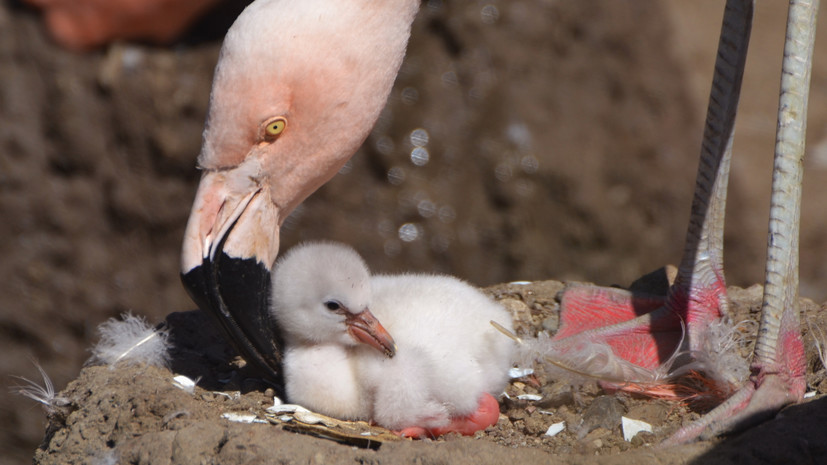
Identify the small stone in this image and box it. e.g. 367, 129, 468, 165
538, 382, 575, 408
579, 396, 625, 438
541, 314, 559, 333
631, 431, 656, 446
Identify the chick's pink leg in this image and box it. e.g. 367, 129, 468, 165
397, 393, 500, 438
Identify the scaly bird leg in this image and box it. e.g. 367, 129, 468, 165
553, 0, 751, 387
665, 0, 816, 444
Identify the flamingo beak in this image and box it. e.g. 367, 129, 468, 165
346, 309, 397, 358
180, 169, 285, 388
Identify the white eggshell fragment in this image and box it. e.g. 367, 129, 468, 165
622, 416, 653, 442
171, 375, 197, 394
221, 412, 266, 424
545, 421, 565, 437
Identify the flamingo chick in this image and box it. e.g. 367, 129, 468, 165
270, 242, 516, 438
179, 0, 420, 388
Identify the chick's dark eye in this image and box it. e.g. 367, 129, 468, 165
324, 301, 341, 311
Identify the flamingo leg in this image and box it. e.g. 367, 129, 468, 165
555, 0, 750, 380
665, 0, 815, 444
556, 0, 817, 443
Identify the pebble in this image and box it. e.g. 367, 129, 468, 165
579, 396, 625, 438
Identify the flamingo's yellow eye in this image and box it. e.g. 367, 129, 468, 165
263, 117, 287, 140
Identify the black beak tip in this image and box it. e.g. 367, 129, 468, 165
181, 252, 285, 393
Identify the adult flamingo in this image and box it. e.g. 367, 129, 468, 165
177, 0, 819, 443
180, 0, 419, 394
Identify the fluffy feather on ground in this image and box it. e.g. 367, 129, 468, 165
11, 362, 70, 414
89, 313, 171, 369
678, 317, 754, 391
503, 315, 752, 404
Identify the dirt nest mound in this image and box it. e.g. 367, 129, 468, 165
32, 281, 827, 465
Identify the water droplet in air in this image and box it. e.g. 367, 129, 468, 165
384, 240, 401, 257
411, 147, 430, 166
520, 155, 539, 174
417, 199, 437, 218
377, 219, 394, 236
398, 223, 421, 242
375, 136, 395, 156
401, 87, 419, 105
409, 128, 429, 147
441, 71, 458, 88
495, 162, 513, 182
481, 4, 499, 24
387, 166, 406, 185
438, 205, 456, 223
431, 235, 451, 253
507, 122, 532, 151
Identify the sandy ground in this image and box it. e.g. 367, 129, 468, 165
3, 0, 827, 462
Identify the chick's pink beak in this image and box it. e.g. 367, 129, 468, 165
346, 309, 397, 358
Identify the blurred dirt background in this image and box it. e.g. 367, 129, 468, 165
2, 0, 827, 463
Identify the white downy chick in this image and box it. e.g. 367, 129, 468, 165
270, 242, 515, 432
